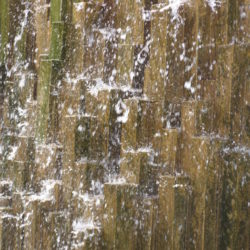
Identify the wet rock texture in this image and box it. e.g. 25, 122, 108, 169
0, 0, 249, 249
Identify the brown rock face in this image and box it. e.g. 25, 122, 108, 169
0, 0, 249, 249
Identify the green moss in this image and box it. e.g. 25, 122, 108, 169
0, 0, 9, 63
50, 0, 63, 23
36, 58, 61, 142
50, 22, 65, 60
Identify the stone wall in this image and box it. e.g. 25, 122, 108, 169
0, 0, 249, 249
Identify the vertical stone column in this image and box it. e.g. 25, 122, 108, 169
203, 139, 224, 250
137, 197, 158, 250
157, 175, 190, 250
153, 128, 180, 174
183, 1, 198, 99
165, 2, 184, 104
120, 98, 139, 152
103, 183, 139, 250
230, 45, 249, 144
181, 136, 225, 249
182, 137, 209, 249
0, 214, 16, 249
34, 0, 51, 67
228, 0, 250, 44
220, 150, 249, 249
36, 57, 61, 142
137, 100, 163, 147
86, 90, 111, 162
144, 4, 167, 101
34, 144, 62, 190
215, 45, 234, 137
181, 100, 213, 140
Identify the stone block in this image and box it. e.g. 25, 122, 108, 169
228, 0, 250, 44
137, 100, 163, 147
2, 135, 35, 188
163, 101, 182, 128
120, 98, 139, 151
0, 214, 16, 249
198, 0, 228, 45
2, 81, 19, 132
213, 0, 229, 45
107, 90, 124, 174
182, 136, 210, 179
83, 32, 105, 80
75, 161, 104, 194
157, 175, 190, 250
150, 4, 168, 51
72, 194, 104, 228
203, 139, 224, 250
72, 2, 86, 28
23, 101, 37, 137
12, 135, 35, 163
12, 192, 25, 249
71, 4, 86, 75
47, 211, 72, 249
220, 149, 249, 249
214, 45, 234, 137
118, 0, 144, 44
3, 75, 36, 135
197, 45, 217, 81
181, 136, 225, 249
120, 150, 159, 195
73, 1, 103, 31
120, 151, 148, 184
4, 160, 27, 190
35, 143, 62, 186
105, 0, 144, 44
36, 58, 61, 142
72, 225, 104, 250
230, 45, 249, 143
180, 136, 210, 250
75, 116, 91, 161
144, 4, 167, 101
132, 0, 144, 45
0, 180, 12, 196
15, 73, 36, 107
85, 89, 110, 122
116, 45, 135, 87
243, 69, 250, 146
0, 134, 16, 171
198, 0, 214, 46
236, 2, 250, 44
196, 80, 216, 101
86, 90, 111, 160
137, 197, 158, 250
0, 196, 11, 208
23, 199, 49, 249
183, 2, 198, 99
165, 4, 185, 102
181, 100, 213, 137
103, 183, 139, 250
34, 2, 52, 65
153, 128, 180, 173
61, 115, 77, 164
0, 0, 24, 63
